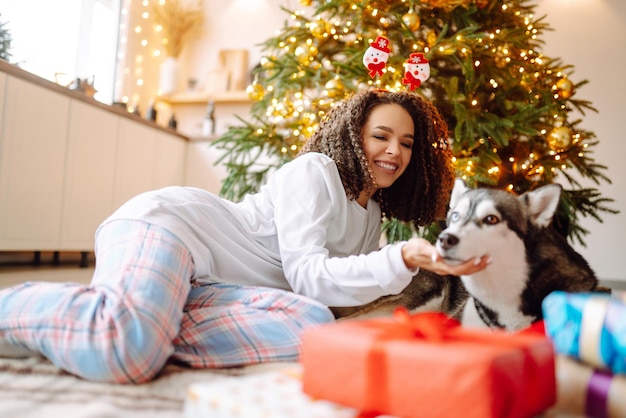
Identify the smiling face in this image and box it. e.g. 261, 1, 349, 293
358, 103, 414, 206
362, 46, 388, 66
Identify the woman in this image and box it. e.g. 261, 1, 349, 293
0, 89, 489, 383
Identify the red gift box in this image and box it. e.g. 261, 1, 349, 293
300, 309, 556, 418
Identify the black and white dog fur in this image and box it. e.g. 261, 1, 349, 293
331, 179, 605, 331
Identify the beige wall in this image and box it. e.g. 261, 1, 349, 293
181, 0, 295, 91
533, 0, 626, 281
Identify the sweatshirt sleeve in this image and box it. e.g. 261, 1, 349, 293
268, 154, 415, 307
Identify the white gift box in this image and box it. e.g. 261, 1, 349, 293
184, 368, 360, 418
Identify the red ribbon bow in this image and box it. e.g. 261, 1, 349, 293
402, 71, 423, 91
367, 61, 386, 78
356, 308, 460, 417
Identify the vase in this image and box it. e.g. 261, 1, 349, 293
159, 56, 179, 95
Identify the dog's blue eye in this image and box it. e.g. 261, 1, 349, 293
483, 215, 500, 225
450, 212, 460, 222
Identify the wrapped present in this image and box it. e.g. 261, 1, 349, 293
184, 367, 366, 418
300, 309, 556, 418
546, 355, 626, 418
542, 291, 626, 374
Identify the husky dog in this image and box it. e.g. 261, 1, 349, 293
331, 179, 604, 331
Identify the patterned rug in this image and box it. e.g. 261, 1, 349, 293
0, 355, 294, 418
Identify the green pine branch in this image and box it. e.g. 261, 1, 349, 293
0, 15, 12, 61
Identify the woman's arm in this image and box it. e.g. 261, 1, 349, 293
270, 154, 414, 306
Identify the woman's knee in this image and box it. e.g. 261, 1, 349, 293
63, 310, 176, 384
76, 337, 172, 383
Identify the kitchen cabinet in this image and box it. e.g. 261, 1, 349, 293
0, 76, 70, 250
0, 63, 189, 255
60, 100, 119, 250
185, 139, 227, 194
154, 130, 187, 189
112, 120, 187, 209
0, 72, 5, 122
112, 119, 158, 208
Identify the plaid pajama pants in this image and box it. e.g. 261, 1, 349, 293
0, 220, 334, 383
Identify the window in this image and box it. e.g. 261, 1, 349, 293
0, 0, 121, 104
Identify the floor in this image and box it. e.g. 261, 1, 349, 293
0, 265, 94, 288
1, 252, 625, 291
0, 252, 94, 288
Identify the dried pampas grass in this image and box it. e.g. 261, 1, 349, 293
153, 0, 204, 58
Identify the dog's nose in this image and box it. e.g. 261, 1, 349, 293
438, 232, 459, 250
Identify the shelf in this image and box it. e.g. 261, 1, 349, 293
159, 90, 252, 105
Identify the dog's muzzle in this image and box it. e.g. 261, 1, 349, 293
437, 232, 459, 250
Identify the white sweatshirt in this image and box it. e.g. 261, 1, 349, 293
99, 152, 414, 306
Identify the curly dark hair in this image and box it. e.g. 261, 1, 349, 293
299, 89, 454, 227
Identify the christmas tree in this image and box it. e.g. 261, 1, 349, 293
213, 0, 616, 245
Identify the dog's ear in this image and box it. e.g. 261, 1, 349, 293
520, 184, 562, 228
449, 178, 469, 209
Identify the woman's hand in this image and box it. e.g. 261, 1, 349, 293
401, 237, 491, 276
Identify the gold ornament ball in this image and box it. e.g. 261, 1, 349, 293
260, 56, 275, 70
548, 126, 573, 150
309, 20, 328, 39
277, 100, 294, 117
426, 30, 438, 48
402, 12, 421, 31
325, 78, 344, 98
299, 0, 312, 6
309, 60, 322, 71
246, 83, 264, 101
295, 46, 311, 65
556, 78, 574, 99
